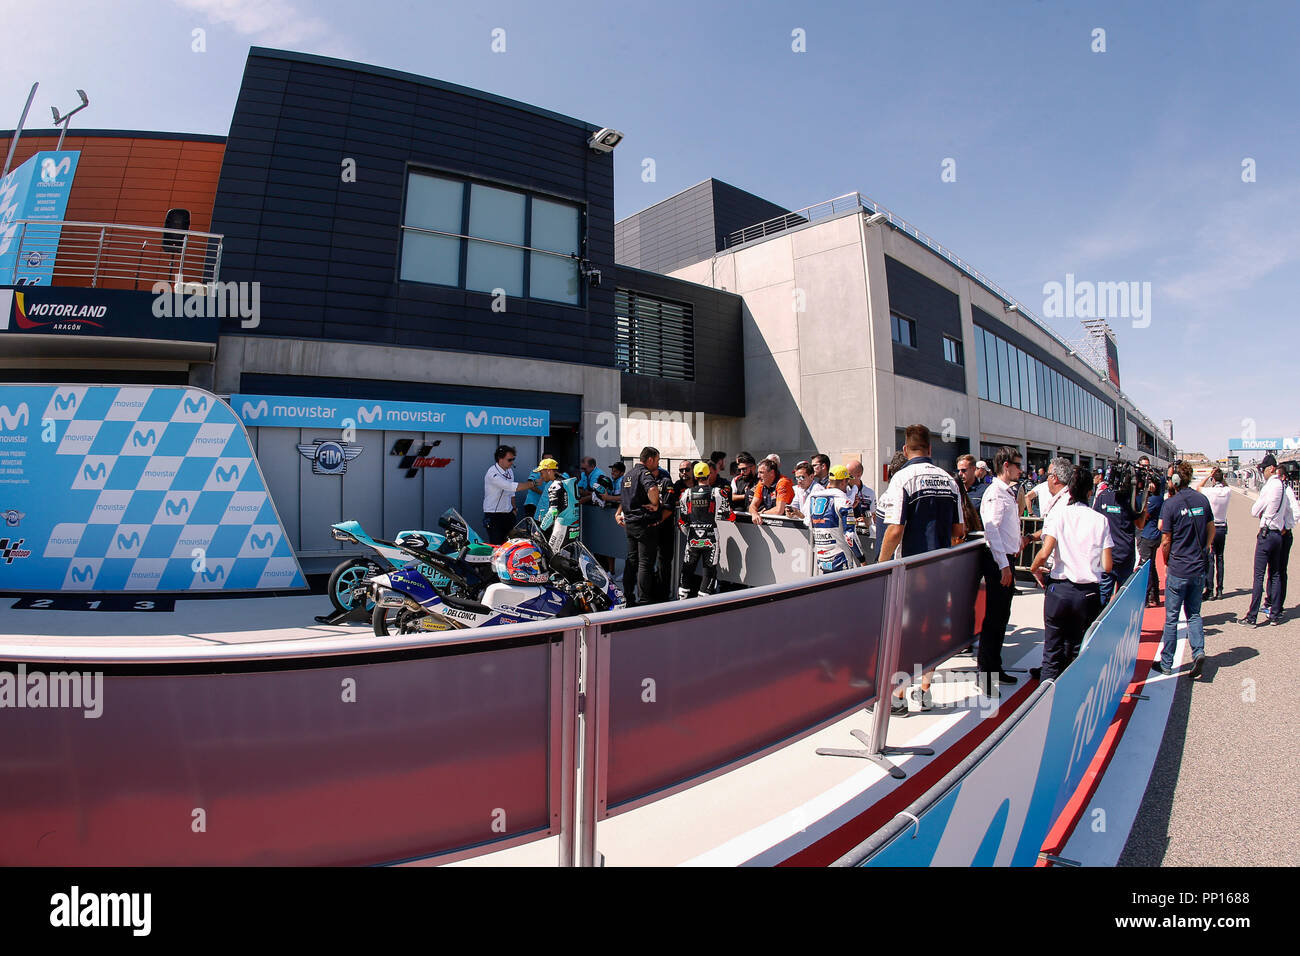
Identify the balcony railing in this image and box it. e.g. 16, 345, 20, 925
3, 220, 222, 289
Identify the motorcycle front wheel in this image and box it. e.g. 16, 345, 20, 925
328, 557, 382, 614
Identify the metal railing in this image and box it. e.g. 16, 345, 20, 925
723, 193, 1171, 456
4, 219, 223, 288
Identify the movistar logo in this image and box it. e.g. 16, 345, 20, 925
53, 393, 77, 411
70, 565, 94, 583
116, 531, 142, 550
214, 465, 240, 483
357, 405, 382, 424
131, 428, 157, 447
465, 410, 489, 429
40, 156, 71, 182
249, 531, 273, 550
183, 395, 208, 414
82, 462, 106, 480
164, 498, 190, 516
241, 400, 268, 420
201, 566, 225, 582
0, 403, 30, 430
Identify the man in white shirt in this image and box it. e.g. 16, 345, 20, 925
1196, 468, 1233, 600
845, 459, 875, 521
787, 460, 816, 519
1028, 464, 1114, 681
482, 444, 537, 545
1240, 454, 1290, 626
1026, 458, 1071, 559
1262, 461, 1297, 621
977, 446, 1030, 693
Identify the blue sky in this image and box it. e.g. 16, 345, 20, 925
4, 0, 1296, 459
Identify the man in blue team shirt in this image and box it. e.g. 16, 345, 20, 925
1134, 455, 1164, 607
1093, 462, 1147, 607
878, 424, 966, 561
1153, 461, 1214, 678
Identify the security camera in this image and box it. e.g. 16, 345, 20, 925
864, 212, 888, 226
1004, 302, 1019, 314
587, 128, 623, 153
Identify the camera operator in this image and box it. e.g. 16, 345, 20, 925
1134, 455, 1164, 607
1196, 467, 1232, 601
1093, 457, 1147, 607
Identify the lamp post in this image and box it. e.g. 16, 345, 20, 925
2, 82, 39, 178
51, 89, 90, 151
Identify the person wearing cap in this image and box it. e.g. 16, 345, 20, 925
537, 458, 582, 552
482, 445, 538, 545
678, 461, 732, 599
1238, 453, 1291, 627
523, 451, 564, 519
804, 465, 865, 573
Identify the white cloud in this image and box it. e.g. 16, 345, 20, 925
172, 0, 356, 57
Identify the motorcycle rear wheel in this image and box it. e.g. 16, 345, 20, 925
329, 557, 382, 614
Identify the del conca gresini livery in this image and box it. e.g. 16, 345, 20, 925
0, 384, 305, 593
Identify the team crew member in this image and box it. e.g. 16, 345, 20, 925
1093, 464, 1147, 607
878, 426, 965, 713
577, 457, 616, 508
1025, 458, 1069, 522
654, 461, 682, 602
805, 465, 864, 573
979, 447, 1030, 691
810, 454, 832, 488
750, 459, 795, 524
731, 452, 759, 509
1196, 468, 1232, 600
845, 460, 875, 520
1029, 465, 1114, 681
678, 462, 732, 599
482, 445, 537, 545
1273, 467, 1299, 615
957, 454, 987, 510
1154, 461, 1214, 676
1240, 454, 1291, 626
1135, 458, 1165, 607
615, 446, 663, 606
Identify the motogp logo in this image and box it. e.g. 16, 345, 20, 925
297, 439, 363, 476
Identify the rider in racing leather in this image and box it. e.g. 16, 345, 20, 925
678, 461, 732, 599
537, 458, 582, 552
805, 464, 864, 574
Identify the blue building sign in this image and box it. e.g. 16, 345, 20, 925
0, 151, 81, 284
230, 393, 550, 436
1227, 437, 1299, 452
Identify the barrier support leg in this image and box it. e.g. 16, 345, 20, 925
816, 563, 934, 778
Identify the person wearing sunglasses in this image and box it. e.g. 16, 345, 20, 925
482, 444, 537, 545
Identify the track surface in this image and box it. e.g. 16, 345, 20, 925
1121, 489, 1298, 866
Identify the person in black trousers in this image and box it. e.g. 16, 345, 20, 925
615, 446, 662, 606
1029, 466, 1114, 681
976, 446, 1030, 694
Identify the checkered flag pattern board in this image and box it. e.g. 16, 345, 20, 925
0, 385, 306, 592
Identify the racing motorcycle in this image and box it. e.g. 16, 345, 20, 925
368, 518, 624, 636
326, 509, 494, 614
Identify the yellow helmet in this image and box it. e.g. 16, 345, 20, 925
693, 461, 711, 478
829, 465, 850, 480
538, 458, 559, 471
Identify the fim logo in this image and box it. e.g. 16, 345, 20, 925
2, 509, 23, 527
391, 438, 453, 478
298, 440, 363, 476
1, 538, 32, 564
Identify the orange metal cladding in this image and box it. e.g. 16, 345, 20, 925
6, 133, 225, 290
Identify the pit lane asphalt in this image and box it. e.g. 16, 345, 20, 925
1120, 489, 1299, 866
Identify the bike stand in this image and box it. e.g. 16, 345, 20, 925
816, 728, 935, 779
314, 606, 372, 625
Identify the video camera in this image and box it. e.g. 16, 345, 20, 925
1104, 446, 1153, 514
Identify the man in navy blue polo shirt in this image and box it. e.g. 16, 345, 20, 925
878, 424, 966, 560
1153, 461, 1215, 678
1135, 456, 1164, 607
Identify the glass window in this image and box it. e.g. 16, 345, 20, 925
405, 174, 463, 232
983, 330, 998, 400
976, 333, 989, 399
400, 231, 460, 286
997, 337, 1011, 405
1029, 357, 1039, 416
1018, 350, 1029, 411
468, 184, 525, 245
466, 240, 524, 297
531, 197, 579, 254
943, 335, 963, 365
891, 314, 916, 348
1008, 346, 1021, 409
529, 253, 580, 305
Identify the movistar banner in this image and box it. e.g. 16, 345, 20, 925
1227, 437, 1299, 451
231, 393, 550, 436
0, 385, 305, 592
0, 151, 80, 285
863, 562, 1149, 866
